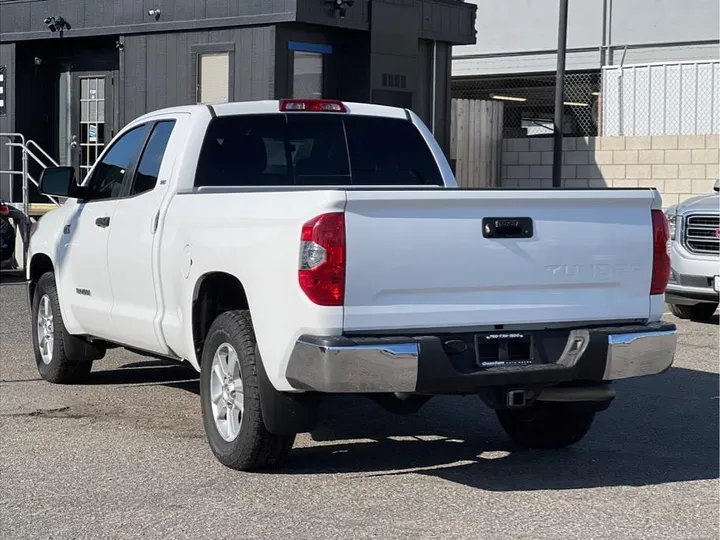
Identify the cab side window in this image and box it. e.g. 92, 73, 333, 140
86, 125, 149, 201
129, 121, 177, 196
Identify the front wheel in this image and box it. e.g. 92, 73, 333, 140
200, 311, 295, 471
668, 302, 718, 321
496, 401, 596, 449
31, 272, 95, 383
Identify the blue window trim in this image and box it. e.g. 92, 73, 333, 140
288, 41, 333, 55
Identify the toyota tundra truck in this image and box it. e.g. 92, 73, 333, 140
27, 99, 677, 471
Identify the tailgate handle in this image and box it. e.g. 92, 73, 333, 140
483, 217, 533, 239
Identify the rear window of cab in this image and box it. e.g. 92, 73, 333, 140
194, 113, 444, 188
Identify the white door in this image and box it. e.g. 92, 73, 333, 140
107, 119, 180, 353
61, 124, 151, 338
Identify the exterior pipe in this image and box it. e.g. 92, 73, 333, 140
552, 0, 569, 188
431, 40, 437, 134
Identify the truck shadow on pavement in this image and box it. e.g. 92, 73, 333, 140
280, 366, 719, 491
85, 361, 718, 491
85, 359, 200, 394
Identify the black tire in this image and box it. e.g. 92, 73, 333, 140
496, 401, 596, 449
668, 302, 718, 320
31, 272, 95, 384
200, 310, 295, 471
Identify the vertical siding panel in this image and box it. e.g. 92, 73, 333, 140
0, 44, 16, 201
252, 28, 264, 100
166, 33, 179, 106
31, 1, 59, 32
245, 28, 257, 100
177, 33, 192, 104
206, 0, 230, 19
124, 35, 147, 125
146, 34, 168, 112
211, 29, 232, 43
266, 26, 276, 99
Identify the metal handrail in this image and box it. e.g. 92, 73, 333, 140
0, 135, 62, 214
25, 172, 60, 206
27, 140, 60, 168
5, 142, 61, 208
0, 133, 63, 271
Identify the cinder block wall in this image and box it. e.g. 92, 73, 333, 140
501, 135, 719, 207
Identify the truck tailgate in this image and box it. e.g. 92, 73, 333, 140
342, 189, 656, 331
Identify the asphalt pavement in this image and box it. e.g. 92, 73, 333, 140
1, 280, 718, 540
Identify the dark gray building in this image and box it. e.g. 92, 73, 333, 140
0, 0, 476, 203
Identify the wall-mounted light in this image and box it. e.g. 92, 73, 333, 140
327, 0, 354, 18
563, 101, 589, 107
148, 9, 161, 20
43, 16, 70, 33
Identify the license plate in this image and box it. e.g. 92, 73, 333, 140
714, 276, 720, 292
475, 332, 533, 367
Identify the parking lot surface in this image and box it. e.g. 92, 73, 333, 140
1, 281, 718, 540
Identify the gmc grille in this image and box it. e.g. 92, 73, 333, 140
683, 214, 720, 255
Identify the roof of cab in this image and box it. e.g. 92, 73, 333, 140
133, 100, 409, 123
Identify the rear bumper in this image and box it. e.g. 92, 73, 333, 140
285, 322, 677, 394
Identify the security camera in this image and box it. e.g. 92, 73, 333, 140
44, 16, 57, 32
329, 0, 354, 17
43, 15, 69, 32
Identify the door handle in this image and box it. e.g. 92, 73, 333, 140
95, 216, 110, 228
482, 217, 534, 239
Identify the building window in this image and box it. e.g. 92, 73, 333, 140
192, 44, 234, 105
287, 42, 333, 100
292, 51, 323, 99
197, 52, 230, 104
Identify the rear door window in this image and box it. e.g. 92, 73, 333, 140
194, 113, 442, 187
195, 114, 288, 187
129, 120, 176, 196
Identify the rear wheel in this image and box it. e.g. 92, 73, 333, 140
200, 310, 295, 471
496, 401, 596, 449
32, 272, 95, 383
668, 302, 718, 320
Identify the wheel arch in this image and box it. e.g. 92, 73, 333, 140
28, 252, 55, 305
191, 271, 251, 364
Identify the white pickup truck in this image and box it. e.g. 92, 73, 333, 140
28, 99, 677, 471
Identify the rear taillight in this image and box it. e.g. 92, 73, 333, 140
651, 209, 671, 295
280, 99, 346, 112
0, 205, 8, 217
299, 212, 346, 306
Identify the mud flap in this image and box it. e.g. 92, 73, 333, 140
255, 348, 319, 435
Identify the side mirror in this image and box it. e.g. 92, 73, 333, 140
714, 179, 719, 192
39, 167, 82, 198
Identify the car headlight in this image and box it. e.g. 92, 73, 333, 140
666, 212, 677, 240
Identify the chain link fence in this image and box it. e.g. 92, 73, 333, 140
600, 61, 720, 136
452, 62, 720, 138
451, 71, 601, 138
